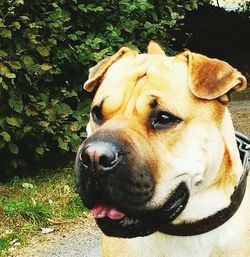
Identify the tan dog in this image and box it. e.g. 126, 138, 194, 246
75, 42, 250, 257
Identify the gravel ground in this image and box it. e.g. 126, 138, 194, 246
10, 100, 249, 257
12, 219, 102, 257
41, 230, 101, 257
229, 100, 250, 136
21, 230, 102, 257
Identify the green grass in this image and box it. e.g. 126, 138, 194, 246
0, 166, 88, 256
0, 238, 9, 252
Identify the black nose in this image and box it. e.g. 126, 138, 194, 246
80, 142, 119, 172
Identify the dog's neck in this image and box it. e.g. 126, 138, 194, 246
158, 162, 248, 236
207, 108, 244, 192
157, 109, 249, 236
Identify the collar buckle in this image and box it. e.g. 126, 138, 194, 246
235, 131, 250, 173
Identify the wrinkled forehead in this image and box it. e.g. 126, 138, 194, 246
94, 54, 192, 111
93, 53, 190, 105
108, 53, 187, 81
91, 52, 223, 123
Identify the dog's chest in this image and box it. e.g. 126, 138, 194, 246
129, 228, 241, 257
131, 236, 212, 257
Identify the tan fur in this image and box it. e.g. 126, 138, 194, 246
213, 148, 236, 189
184, 51, 247, 102
84, 43, 249, 257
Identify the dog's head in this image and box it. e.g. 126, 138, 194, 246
75, 42, 247, 238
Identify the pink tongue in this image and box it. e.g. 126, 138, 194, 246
91, 203, 125, 220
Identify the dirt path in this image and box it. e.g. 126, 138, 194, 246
11, 217, 102, 257
229, 100, 250, 136
8, 100, 249, 257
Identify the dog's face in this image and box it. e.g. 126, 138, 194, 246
75, 42, 246, 238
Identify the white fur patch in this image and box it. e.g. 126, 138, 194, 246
86, 122, 93, 137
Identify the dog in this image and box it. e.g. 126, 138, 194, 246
75, 42, 250, 257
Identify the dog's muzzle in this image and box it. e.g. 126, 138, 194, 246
75, 133, 189, 238
75, 134, 155, 209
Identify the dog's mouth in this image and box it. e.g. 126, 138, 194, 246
75, 135, 190, 238
89, 182, 189, 238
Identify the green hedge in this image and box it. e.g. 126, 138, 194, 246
0, 0, 208, 177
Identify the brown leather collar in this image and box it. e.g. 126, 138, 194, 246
158, 131, 250, 236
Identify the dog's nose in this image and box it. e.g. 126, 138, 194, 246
80, 142, 119, 172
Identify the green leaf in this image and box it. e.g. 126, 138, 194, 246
8, 142, 19, 154
5, 72, 16, 79
1, 80, 8, 90
25, 108, 38, 117
48, 38, 57, 45
8, 96, 23, 113
0, 28, 12, 39
8, 61, 22, 70
78, 4, 87, 12
0, 117, 5, 127
37, 101, 46, 110
0, 50, 8, 58
171, 12, 179, 20
151, 11, 158, 22
40, 93, 49, 103
61, 89, 77, 97
58, 137, 69, 151
24, 74, 31, 84
96, 6, 104, 12
6, 117, 21, 127
56, 103, 73, 115
23, 126, 32, 133
0, 131, 11, 142
68, 34, 78, 41
36, 46, 50, 57
40, 63, 53, 71
35, 146, 44, 155
10, 159, 18, 169
16, 0, 24, 5
70, 122, 83, 132
0, 139, 6, 149
185, 4, 192, 11
23, 56, 34, 66
28, 94, 36, 102
12, 21, 21, 30
0, 65, 10, 76
191, 1, 198, 9
19, 16, 30, 21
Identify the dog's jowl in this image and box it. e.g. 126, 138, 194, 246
75, 42, 250, 257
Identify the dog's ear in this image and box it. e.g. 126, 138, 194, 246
147, 41, 166, 55
184, 51, 247, 103
84, 47, 134, 92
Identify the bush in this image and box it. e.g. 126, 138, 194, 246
0, 0, 208, 177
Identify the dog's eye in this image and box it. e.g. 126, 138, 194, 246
91, 105, 103, 124
150, 111, 181, 129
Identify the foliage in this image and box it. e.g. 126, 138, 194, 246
0, 0, 208, 176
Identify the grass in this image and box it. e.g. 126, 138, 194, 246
0, 166, 88, 256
